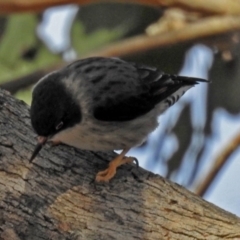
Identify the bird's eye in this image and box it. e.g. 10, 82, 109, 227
55, 121, 64, 130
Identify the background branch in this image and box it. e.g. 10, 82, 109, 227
1, 0, 240, 15
0, 70, 47, 94
87, 15, 240, 57
195, 132, 240, 197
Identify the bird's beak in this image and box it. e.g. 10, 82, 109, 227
29, 136, 48, 163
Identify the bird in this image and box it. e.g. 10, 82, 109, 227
29, 57, 208, 182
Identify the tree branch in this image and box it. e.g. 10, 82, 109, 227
87, 15, 240, 57
1, 0, 240, 15
0, 70, 47, 94
195, 132, 240, 197
0, 89, 240, 239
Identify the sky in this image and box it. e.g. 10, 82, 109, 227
37, 4, 240, 216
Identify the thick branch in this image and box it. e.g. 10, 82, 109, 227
1, 0, 240, 15
0, 89, 240, 239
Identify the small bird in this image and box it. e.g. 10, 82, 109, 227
30, 57, 207, 182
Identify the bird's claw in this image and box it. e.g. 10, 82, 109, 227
123, 156, 139, 168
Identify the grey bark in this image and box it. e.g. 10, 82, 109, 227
0, 89, 240, 240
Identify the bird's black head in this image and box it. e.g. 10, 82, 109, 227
29, 71, 82, 162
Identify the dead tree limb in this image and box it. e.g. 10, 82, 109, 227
0, 89, 240, 239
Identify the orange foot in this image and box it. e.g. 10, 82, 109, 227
95, 149, 138, 182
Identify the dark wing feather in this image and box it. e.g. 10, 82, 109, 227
94, 95, 154, 121
93, 59, 207, 122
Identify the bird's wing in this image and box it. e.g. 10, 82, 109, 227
70, 58, 207, 122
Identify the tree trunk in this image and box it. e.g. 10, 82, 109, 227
0, 88, 240, 240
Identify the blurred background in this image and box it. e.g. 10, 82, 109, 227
1, 0, 240, 216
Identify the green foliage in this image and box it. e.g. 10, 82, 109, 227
0, 14, 60, 84
0, 14, 37, 65
15, 87, 32, 105
71, 21, 125, 56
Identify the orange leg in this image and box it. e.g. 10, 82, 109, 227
95, 149, 137, 182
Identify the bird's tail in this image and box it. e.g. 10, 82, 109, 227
150, 74, 209, 110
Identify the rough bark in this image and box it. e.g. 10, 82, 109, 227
0, 88, 240, 240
